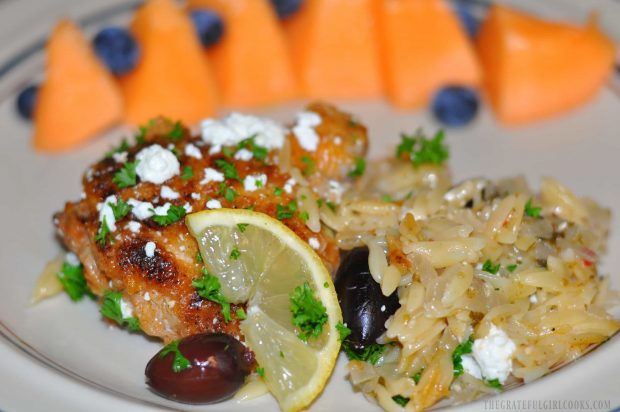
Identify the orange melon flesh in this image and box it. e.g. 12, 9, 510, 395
120, 0, 218, 126
188, 0, 298, 108
477, 5, 616, 126
376, 0, 481, 109
284, 0, 383, 100
33, 20, 123, 152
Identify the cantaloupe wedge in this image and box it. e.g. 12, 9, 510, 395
477, 5, 616, 125
376, 0, 481, 109
284, 0, 383, 100
33, 20, 123, 152
120, 0, 218, 126
188, 0, 298, 108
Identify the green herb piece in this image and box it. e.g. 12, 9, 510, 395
485, 378, 503, 390
274, 187, 284, 196
152, 204, 186, 226
192, 270, 232, 322
159, 340, 191, 373
347, 157, 366, 178
256, 366, 265, 378
134, 119, 156, 145
299, 211, 309, 222
217, 182, 238, 202
482, 259, 501, 275
506, 264, 518, 273
412, 369, 424, 384
215, 159, 242, 182
301, 156, 315, 176
238, 136, 268, 161
381, 194, 393, 203
195, 251, 203, 263
222, 146, 235, 158
105, 138, 130, 158
236, 308, 247, 320
57, 260, 94, 302
452, 336, 474, 376
392, 395, 410, 407
325, 201, 337, 212
323, 281, 329, 288
276, 200, 298, 220
342, 343, 386, 365
100, 290, 141, 331
524, 198, 542, 218
237, 223, 249, 233
169, 146, 181, 158
112, 161, 139, 188
181, 165, 194, 180
109, 198, 131, 220
348, 119, 358, 128
95, 217, 114, 247
336, 322, 351, 342
289, 282, 328, 342
167, 121, 184, 141
396, 130, 449, 166
279, 351, 284, 358
230, 247, 241, 260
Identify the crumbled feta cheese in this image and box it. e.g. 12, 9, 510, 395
200, 167, 225, 185
160, 185, 180, 200
126, 221, 141, 233
243, 174, 267, 192
472, 325, 516, 383
201, 112, 285, 152
206, 199, 222, 209
308, 237, 320, 250
461, 355, 482, 379
135, 144, 180, 184
65, 252, 80, 266
334, 136, 342, 145
127, 199, 155, 220
112, 151, 128, 163
144, 241, 156, 258
234, 148, 253, 161
183, 203, 193, 213
529, 294, 538, 304
143, 292, 151, 301
292, 111, 322, 152
153, 203, 171, 216
283, 178, 296, 194
97, 195, 118, 231
184, 143, 203, 159
191, 192, 200, 200
120, 298, 134, 319
380, 304, 386, 313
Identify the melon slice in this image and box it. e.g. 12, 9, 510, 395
33, 20, 123, 152
120, 0, 218, 126
477, 5, 616, 125
188, 0, 298, 108
284, 0, 383, 99
376, 0, 481, 109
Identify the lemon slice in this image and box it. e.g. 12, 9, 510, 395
186, 209, 342, 412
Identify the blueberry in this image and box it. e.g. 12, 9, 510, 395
432, 86, 479, 127
190, 10, 225, 48
271, 0, 303, 19
93, 27, 140, 75
452, 0, 481, 38
16, 84, 39, 120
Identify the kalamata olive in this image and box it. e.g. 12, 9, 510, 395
145, 333, 252, 404
335, 247, 400, 349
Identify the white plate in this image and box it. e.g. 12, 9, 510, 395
0, 1, 619, 411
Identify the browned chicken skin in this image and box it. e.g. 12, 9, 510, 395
54, 102, 368, 344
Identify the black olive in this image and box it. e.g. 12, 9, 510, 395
335, 247, 400, 349
145, 333, 252, 404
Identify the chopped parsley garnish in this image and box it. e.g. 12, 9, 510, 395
100, 290, 140, 331
217, 183, 238, 202
524, 198, 542, 218
279, 351, 284, 358
276, 200, 298, 220
112, 160, 139, 188
134, 119, 156, 145
381, 194, 393, 203
301, 155, 315, 176
95, 217, 114, 247
222, 146, 235, 158
392, 395, 410, 407
109, 198, 131, 220
452, 336, 474, 376
192, 269, 232, 322
169, 146, 181, 158
396, 130, 449, 166
299, 211, 309, 222
152, 204, 186, 226
159, 340, 191, 373
348, 157, 366, 178
167, 121, 184, 141
105, 138, 130, 158
274, 187, 284, 196
236, 308, 247, 320
342, 343, 386, 365
482, 259, 501, 275
195, 251, 203, 263
289, 282, 328, 342
485, 378, 503, 390
215, 159, 242, 182
506, 264, 518, 273
348, 119, 358, 128
230, 247, 241, 260
412, 369, 424, 384
238, 136, 268, 161
57, 260, 94, 302
181, 165, 194, 180
237, 223, 249, 233
256, 366, 265, 378
336, 322, 351, 342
